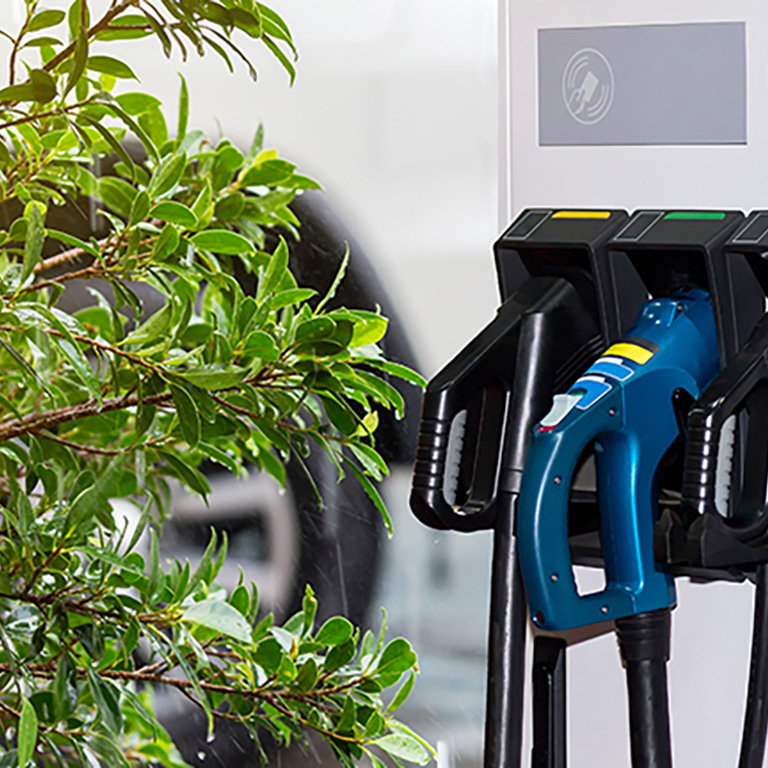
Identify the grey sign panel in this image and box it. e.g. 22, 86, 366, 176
538, 23, 746, 146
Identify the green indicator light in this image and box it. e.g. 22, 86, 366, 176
663, 211, 726, 221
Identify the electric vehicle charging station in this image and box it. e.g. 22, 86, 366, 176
409, 4, 768, 768
498, 5, 768, 768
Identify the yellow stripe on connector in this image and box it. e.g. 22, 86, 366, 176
552, 211, 611, 220
603, 343, 654, 365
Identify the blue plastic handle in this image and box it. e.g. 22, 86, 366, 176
518, 290, 721, 631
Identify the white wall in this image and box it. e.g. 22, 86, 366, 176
503, 1, 766, 766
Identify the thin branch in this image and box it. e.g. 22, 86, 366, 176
0, 390, 170, 444
8, 3, 32, 86
37, 430, 123, 456
0, 100, 92, 133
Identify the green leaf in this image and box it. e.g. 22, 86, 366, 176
129, 190, 151, 226
149, 152, 186, 198
0, 337, 51, 398
342, 457, 392, 534
147, 528, 160, 598
115, 92, 162, 116
21, 202, 45, 287
262, 34, 296, 85
186, 528, 217, 596
178, 365, 245, 390
272, 288, 317, 310
87, 55, 138, 79
258, 237, 289, 299
160, 451, 210, 499
191, 229, 254, 255
359, 358, 428, 389
183, 599, 251, 644
295, 657, 318, 693
242, 330, 279, 361
73, 622, 104, 661
296, 317, 336, 342
98, 176, 136, 218
171, 383, 201, 448
373, 734, 429, 766
253, 636, 283, 675
154, 223, 179, 259
53, 654, 78, 721
51, 335, 102, 405
123, 302, 172, 345
315, 616, 354, 647
17, 698, 38, 767
177, 74, 189, 143
302, 585, 317, 636
385, 671, 416, 715
23, 36, 62, 48
151, 200, 197, 228
86, 669, 122, 734
319, 394, 358, 436
28, 9, 66, 32
46, 229, 99, 258
66, 455, 125, 530
64, 26, 88, 98
364, 711, 385, 739
0, 70, 56, 104
316, 246, 348, 313
336, 696, 356, 733
323, 638, 356, 672
375, 638, 417, 679
214, 192, 245, 220
350, 311, 389, 347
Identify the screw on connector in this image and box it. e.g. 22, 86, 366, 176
554, 476, 562, 485
551, 573, 559, 582
601, 606, 609, 614
608, 407, 617, 417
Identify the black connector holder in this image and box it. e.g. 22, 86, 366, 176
646, 211, 768, 572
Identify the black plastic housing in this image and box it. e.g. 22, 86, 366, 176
675, 211, 768, 570
410, 209, 639, 533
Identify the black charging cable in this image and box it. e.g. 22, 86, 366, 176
739, 564, 768, 768
616, 608, 673, 768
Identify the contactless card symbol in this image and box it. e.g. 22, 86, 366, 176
562, 48, 614, 125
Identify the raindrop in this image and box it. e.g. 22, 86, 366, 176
196, 751, 206, 761
206, 733, 215, 744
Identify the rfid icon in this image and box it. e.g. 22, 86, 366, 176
562, 48, 614, 125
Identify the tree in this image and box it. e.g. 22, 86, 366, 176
0, 2, 431, 766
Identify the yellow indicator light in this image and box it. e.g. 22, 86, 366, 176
552, 211, 611, 220
604, 343, 654, 365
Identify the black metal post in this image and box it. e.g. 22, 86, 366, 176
483, 521, 527, 768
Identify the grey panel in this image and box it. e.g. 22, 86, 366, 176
733, 214, 768, 244
504, 210, 550, 240
538, 23, 746, 146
